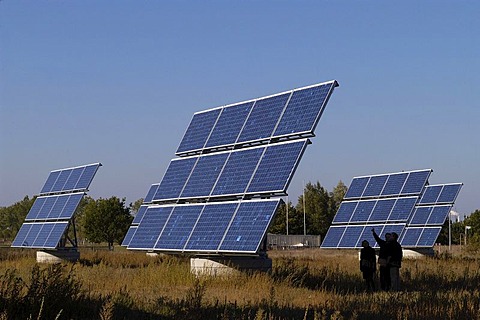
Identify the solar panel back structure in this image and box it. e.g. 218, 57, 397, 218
126, 80, 339, 256
322, 169, 462, 251
12, 163, 101, 250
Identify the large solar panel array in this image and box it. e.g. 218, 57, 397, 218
124, 80, 339, 254
12, 163, 101, 249
321, 169, 462, 249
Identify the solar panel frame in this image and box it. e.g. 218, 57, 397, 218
176, 108, 221, 155
11, 222, 68, 249
39, 163, 101, 195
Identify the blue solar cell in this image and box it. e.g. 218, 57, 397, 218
338, 226, 364, 247
357, 225, 383, 248
153, 158, 197, 201
128, 206, 173, 249
50, 169, 72, 193
273, 83, 334, 137
25, 197, 47, 221
362, 175, 388, 197
381, 173, 408, 196
44, 222, 68, 248
332, 201, 357, 223
369, 199, 396, 222
186, 203, 238, 251
426, 205, 451, 225
417, 228, 441, 247
205, 102, 254, 148
181, 153, 229, 198
40, 171, 62, 194
75, 164, 100, 190
237, 93, 290, 143
437, 184, 462, 204
350, 201, 376, 222
388, 197, 417, 221
47, 195, 69, 219
32, 223, 55, 247
220, 200, 280, 253
63, 167, 84, 191
144, 184, 159, 204
419, 185, 442, 204
35, 197, 56, 220
401, 170, 431, 195
409, 207, 432, 225
400, 228, 422, 247
380, 224, 405, 242
344, 177, 369, 199
11, 224, 32, 247
121, 226, 138, 246
132, 205, 148, 224
155, 206, 203, 250
212, 147, 264, 196
58, 193, 83, 220
176, 109, 221, 154
23, 223, 42, 247
247, 140, 307, 194
321, 226, 346, 248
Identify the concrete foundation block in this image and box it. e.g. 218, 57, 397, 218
36, 250, 80, 263
191, 256, 272, 276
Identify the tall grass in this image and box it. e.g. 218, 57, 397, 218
1, 248, 480, 319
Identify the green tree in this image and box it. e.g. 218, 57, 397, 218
0, 196, 35, 241
83, 197, 133, 250
296, 181, 331, 237
269, 200, 297, 234
464, 209, 480, 249
130, 198, 144, 215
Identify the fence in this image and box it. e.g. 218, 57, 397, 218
267, 234, 322, 249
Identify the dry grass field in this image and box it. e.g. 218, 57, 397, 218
1, 247, 480, 319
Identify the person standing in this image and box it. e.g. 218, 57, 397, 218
388, 232, 403, 291
360, 240, 376, 291
371, 228, 391, 291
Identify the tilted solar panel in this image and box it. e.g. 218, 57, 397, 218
128, 206, 173, 250
25, 193, 84, 221
419, 183, 463, 205
132, 205, 148, 224
144, 184, 159, 204
176, 109, 221, 155
121, 226, 137, 247
11, 222, 69, 249
40, 163, 101, 195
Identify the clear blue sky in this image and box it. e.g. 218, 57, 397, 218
1, 1, 479, 218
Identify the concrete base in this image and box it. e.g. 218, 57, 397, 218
36, 250, 80, 263
191, 256, 272, 276
403, 248, 434, 258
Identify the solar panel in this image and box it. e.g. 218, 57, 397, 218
144, 184, 159, 204
40, 163, 101, 195
205, 102, 254, 149
322, 168, 461, 250
219, 200, 280, 253
237, 93, 290, 144
25, 193, 84, 221
246, 139, 308, 194
176, 109, 221, 155
132, 205, 148, 224
11, 222, 68, 249
153, 157, 197, 201
121, 226, 137, 247
128, 206, 173, 250
273, 82, 336, 137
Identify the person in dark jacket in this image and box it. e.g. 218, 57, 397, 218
372, 228, 391, 291
388, 232, 403, 291
360, 240, 376, 291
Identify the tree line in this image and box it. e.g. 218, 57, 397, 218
1, 181, 479, 249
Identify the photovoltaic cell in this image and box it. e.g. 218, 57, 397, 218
419, 185, 442, 204
409, 206, 433, 225
155, 206, 203, 250
205, 102, 254, 148
369, 199, 396, 222
332, 201, 357, 224
219, 200, 280, 253
437, 184, 462, 204
176, 109, 221, 155
180, 153, 229, 198
128, 206, 173, 249
211, 147, 264, 196
417, 227, 441, 247
25, 193, 84, 221
237, 93, 290, 143
426, 205, 452, 225
401, 170, 431, 195
121, 226, 138, 247
338, 225, 364, 247
185, 203, 238, 251
362, 175, 388, 198
132, 205, 148, 224
381, 173, 408, 196
344, 177, 369, 199
400, 228, 423, 247
144, 184, 159, 204
273, 82, 334, 137
321, 226, 346, 248
153, 157, 197, 201
350, 201, 376, 222
247, 140, 307, 194
387, 197, 418, 221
